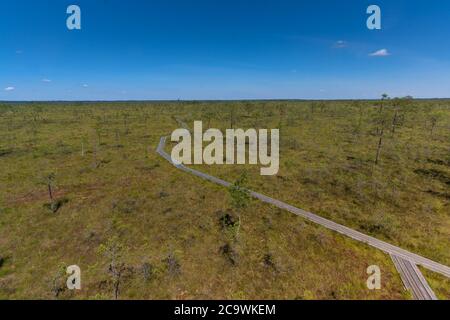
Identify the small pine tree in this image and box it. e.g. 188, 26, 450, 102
228, 172, 251, 238
98, 236, 127, 300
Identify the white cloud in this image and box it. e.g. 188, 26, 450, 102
369, 49, 390, 57
4, 86, 15, 91
82, 84, 88, 88
334, 40, 347, 48
42, 78, 52, 83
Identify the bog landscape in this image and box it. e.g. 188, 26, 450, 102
0, 99, 449, 299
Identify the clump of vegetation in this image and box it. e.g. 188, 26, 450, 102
159, 191, 169, 198
219, 243, 238, 265
141, 262, 154, 282
164, 252, 181, 277
263, 253, 277, 271
112, 198, 138, 214
0, 149, 13, 157
219, 212, 238, 230
44, 198, 69, 214
414, 168, 450, 185
50, 264, 68, 299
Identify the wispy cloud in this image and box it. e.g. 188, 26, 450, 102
82, 84, 88, 88
369, 49, 390, 57
16, 50, 23, 54
333, 40, 347, 48
4, 86, 15, 91
42, 78, 52, 83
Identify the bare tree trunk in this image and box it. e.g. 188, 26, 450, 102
375, 127, 384, 165
359, 105, 363, 126
430, 119, 437, 137
48, 183, 53, 201
114, 278, 120, 300
230, 108, 234, 129
391, 109, 398, 135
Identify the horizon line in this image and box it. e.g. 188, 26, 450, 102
2, 97, 450, 103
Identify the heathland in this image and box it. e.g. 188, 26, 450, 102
0, 99, 448, 299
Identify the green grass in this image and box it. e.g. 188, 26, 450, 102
420, 267, 450, 300
0, 100, 448, 299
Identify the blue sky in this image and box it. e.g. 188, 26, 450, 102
1, 0, 450, 100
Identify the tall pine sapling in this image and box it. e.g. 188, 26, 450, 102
228, 172, 251, 238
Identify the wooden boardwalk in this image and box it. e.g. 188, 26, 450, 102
391, 254, 438, 300
157, 136, 448, 298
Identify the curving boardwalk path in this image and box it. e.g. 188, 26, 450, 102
157, 135, 449, 299
391, 254, 438, 300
